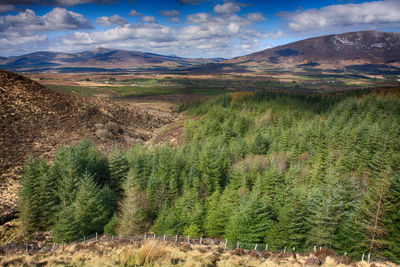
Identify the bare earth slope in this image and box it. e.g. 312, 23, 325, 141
0, 70, 175, 224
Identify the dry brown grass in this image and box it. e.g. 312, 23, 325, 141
1, 239, 398, 267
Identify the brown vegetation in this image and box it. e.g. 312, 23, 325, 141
0, 238, 397, 267
0, 70, 176, 224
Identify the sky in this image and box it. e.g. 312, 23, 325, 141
0, 0, 400, 58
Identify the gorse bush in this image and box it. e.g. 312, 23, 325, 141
19, 90, 400, 262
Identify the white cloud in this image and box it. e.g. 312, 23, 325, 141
0, 4, 14, 14
97, 15, 127, 27
187, 13, 211, 23
62, 23, 176, 46
0, 8, 93, 33
213, 2, 240, 14
142, 16, 156, 23
168, 17, 180, 23
247, 12, 266, 22
128, 9, 143, 16
160, 10, 181, 17
0, 2, 285, 58
286, 0, 400, 32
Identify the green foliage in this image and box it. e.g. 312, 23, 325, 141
104, 213, 118, 236
19, 91, 400, 262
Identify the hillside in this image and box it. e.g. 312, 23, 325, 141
13, 90, 400, 263
0, 70, 175, 224
0, 48, 223, 73
225, 31, 400, 72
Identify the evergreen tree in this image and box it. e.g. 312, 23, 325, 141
118, 175, 150, 236
19, 157, 41, 236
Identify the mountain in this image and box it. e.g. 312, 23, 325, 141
0, 48, 224, 73
225, 31, 400, 72
0, 70, 174, 224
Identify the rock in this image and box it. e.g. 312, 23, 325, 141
305, 257, 322, 266
95, 128, 113, 140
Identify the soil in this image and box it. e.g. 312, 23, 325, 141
0, 70, 176, 224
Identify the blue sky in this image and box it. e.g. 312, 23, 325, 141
0, 0, 399, 58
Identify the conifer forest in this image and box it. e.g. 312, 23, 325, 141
19, 90, 400, 262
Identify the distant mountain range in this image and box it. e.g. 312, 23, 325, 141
0, 47, 224, 73
0, 31, 399, 74
225, 31, 400, 72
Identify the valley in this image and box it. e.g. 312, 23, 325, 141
1, 30, 400, 266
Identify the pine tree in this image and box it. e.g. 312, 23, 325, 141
118, 176, 150, 236
52, 205, 80, 243
19, 157, 41, 236
226, 190, 275, 244
277, 190, 311, 249
108, 147, 129, 195
38, 160, 59, 230
73, 173, 112, 236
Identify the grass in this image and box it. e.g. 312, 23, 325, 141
0, 239, 389, 267
46, 84, 107, 97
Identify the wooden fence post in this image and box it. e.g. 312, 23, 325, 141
284, 246, 286, 254
144, 233, 146, 240
153, 234, 156, 240
187, 234, 190, 244
368, 253, 371, 263
163, 234, 166, 242
237, 241, 239, 249
96, 232, 98, 241
200, 237, 202, 245
225, 239, 228, 248
254, 244, 258, 250
175, 234, 178, 243
362, 253, 365, 261
314, 246, 316, 253
266, 244, 268, 251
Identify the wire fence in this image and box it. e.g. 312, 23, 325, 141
6, 233, 395, 264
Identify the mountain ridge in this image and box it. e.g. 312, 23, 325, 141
0, 48, 224, 72
225, 31, 400, 69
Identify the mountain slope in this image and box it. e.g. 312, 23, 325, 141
226, 31, 400, 70
0, 70, 174, 224
0, 48, 223, 73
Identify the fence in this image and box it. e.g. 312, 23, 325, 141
11, 232, 396, 264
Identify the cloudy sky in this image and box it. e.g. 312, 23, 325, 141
0, 0, 399, 58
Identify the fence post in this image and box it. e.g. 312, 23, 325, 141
144, 233, 147, 240
284, 246, 286, 254
163, 234, 166, 242
200, 237, 202, 245
112, 235, 114, 240
362, 253, 365, 261
266, 244, 268, 251
344, 252, 347, 256
175, 234, 178, 243
225, 239, 228, 248
314, 246, 316, 253
96, 232, 98, 241
368, 253, 371, 263
187, 234, 190, 244
237, 241, 239, 249
293, 247, 295, 251
212, 239, 214, 245
254, 244, 258, 250
319, 246, 322, 251
25, 242, 29, 255
153, 234, 156, 240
